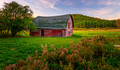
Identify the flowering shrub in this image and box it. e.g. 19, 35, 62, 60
4, 35, 120, 70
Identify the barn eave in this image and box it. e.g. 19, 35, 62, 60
37, 27, 66, 29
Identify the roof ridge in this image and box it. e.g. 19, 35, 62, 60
36, 14, 71, 18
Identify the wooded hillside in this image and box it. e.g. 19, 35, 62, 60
72, 14, 116, 28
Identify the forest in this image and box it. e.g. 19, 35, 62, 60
72, 14, 117, 28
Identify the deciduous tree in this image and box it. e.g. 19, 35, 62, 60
0, 1, 33, 37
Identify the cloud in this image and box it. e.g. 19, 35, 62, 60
0, 0, 12, 8
106, 12, 120, 20
98, 0, 120, 6
73, 7, 120, 20
79, 0, 97, 5
0, 0, 59, 9
59, 0, 73, 6
79, 0, 120, 6
0, 0, 59, 17
80, 0, 85, 3
0, 0, 120, 19
38, 0, 58, 9
83, 8, 114, 16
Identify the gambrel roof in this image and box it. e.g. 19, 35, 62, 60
33, 14, 73, 29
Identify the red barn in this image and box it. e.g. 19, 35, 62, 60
30, 14, 74, 37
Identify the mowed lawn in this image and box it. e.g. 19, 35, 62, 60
0, 30, 120, 69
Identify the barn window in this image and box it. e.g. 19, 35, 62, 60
69, 31, 71, 34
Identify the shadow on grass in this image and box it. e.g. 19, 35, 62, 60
70, 35, 88, 38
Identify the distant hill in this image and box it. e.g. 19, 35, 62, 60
72, 14, 116, 28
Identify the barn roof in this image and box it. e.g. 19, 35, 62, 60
33, 14, 72, 29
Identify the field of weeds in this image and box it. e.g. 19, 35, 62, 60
0, 30, 120, 69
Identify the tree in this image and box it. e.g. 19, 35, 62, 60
0, 1, 33, 37
116, 19, 120, 28
0, 9, 8, 37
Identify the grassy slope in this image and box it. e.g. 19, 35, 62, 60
0, 30, 120, 69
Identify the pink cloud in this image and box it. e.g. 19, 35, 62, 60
58, 0, 73, 6
76, 7, 118, 20
98, 0, 120, 6
39, 0, 59, 9
79, 0, 96, 5
80, 0, 85, 3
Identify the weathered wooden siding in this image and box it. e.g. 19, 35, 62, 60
30, 30, 41, 36
30, 29, 66, 37
44, 30, 52, 37
52, 30, 62, 37
66, 16, 73, 37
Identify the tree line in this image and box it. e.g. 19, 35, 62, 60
72, 14, 117, 28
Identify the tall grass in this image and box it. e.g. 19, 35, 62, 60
3, 35, 120, 70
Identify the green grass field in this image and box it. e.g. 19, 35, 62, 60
0, 30, 120, 69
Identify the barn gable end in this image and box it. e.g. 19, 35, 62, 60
66, 16, 73, 37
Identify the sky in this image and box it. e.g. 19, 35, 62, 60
0, 0, 120, 20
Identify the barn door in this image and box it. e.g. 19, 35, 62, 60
41, 30, 44, 36
52, 30, 62, 37
57, 31, 62, 37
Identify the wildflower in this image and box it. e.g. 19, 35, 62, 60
54, 48, 56, 52
70, 42, 74, 47
96, 42, 103, 47
26, 55, 32, 61
119, 36, 120, 39
42, 51, 48, 57
82, 40, 88, 46
87, 37, 92, 40
16, 60, 24, 67
35, 50, 38, 56
73, 50, 79, 54
75, 44, 81, 48
59, 51, 65, 58
80, 37, 86, 41
41, 44, 44, 48
59, 60, 63, 67
66, 54, 73, 62
63, 48, 68, 54
7, 64, 16, 69
50, 45, 54, 48
49, 52, 57, 59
